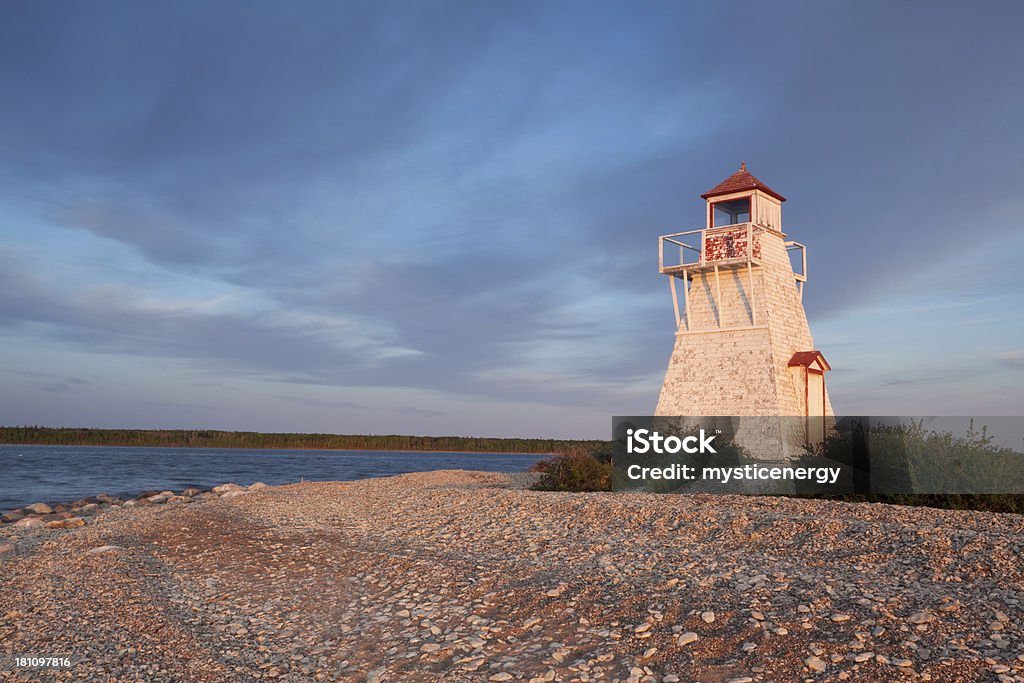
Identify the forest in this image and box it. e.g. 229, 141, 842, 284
0, 426, 605, 455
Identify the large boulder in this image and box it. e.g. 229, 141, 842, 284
248, 482, 269, 491
1, 510, 25, 523
45, 517, 85, 529
24, 503, 53, 515
14, 517, 45, 529
41, 513, 69, 522
213, 483, 243, 494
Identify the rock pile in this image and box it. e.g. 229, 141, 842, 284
1, 481, 269, 531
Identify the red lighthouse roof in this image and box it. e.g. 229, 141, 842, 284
701, 162, 786, 202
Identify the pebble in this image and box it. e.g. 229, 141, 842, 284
86, 545, 124, 555
677, 632, 699, 646
805, 656, 827, 672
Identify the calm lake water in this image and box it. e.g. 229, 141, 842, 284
0, 445, 545, 510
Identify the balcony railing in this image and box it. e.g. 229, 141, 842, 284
659, 223, 764, 274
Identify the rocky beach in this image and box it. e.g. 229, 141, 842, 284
1, 470, 1023, 682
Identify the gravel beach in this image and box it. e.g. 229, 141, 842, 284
2, 470, 1023, 682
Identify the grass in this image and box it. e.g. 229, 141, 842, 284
531, 420, 1024, 513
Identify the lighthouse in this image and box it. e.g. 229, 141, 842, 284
655, 164, 833, 460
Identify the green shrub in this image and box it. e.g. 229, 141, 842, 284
794, 419, 1024, 513
532, 453, 612, 492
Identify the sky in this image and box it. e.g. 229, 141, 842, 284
1, 1, 1023, 439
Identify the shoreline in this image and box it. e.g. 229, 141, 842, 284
2, 448, 552, 511
0, 480, 271, 530
2, 470, 1023, 682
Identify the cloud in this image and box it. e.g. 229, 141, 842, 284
394, 406, 446, 418
996, 352, 1024, 370
275, 395, 368, 411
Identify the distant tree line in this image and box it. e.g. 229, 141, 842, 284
0, 425, 605, 455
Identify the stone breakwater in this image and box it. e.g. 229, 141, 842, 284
0, 481, 270, 533
1, 470, 1023, 683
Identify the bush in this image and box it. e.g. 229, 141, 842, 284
529, 422, 1024, 514
794, 419, 1024, 513
532, 444, 610, 491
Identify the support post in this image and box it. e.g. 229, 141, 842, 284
683, 273, 690, 331
714, 264, 722, 328
669, 275, 680, 329
747, 260, 756, 325
746, 223, 755, 325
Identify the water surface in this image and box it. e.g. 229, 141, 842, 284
0, 445, 544, 510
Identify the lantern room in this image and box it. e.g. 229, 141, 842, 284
701, 162, 785, 233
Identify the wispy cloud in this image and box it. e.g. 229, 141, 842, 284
996, 352, 1024, 370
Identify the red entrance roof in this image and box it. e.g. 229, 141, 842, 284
701, 162, 786, 202
788, 350, 831, 371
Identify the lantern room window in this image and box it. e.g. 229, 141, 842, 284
712, 198, 750, 227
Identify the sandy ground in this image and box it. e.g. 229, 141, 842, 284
1, 470, 1023, 683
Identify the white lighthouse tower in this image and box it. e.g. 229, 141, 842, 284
655, 164, 833, 459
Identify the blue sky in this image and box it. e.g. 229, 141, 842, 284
1, 2, 1022, 439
